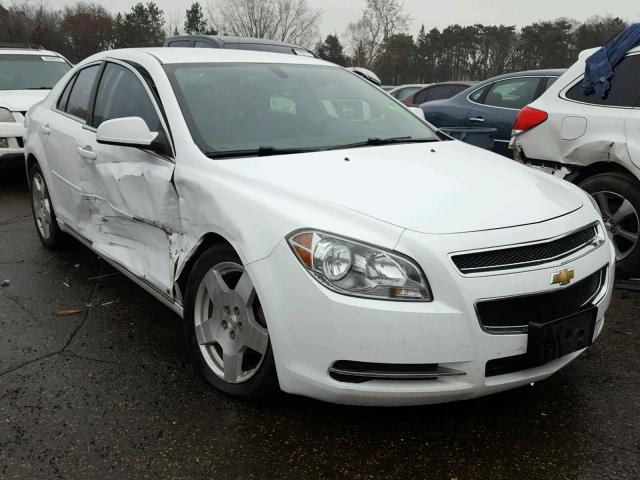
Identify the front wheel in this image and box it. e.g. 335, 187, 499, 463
183, 244, 279, 400
579, 172, 640, 277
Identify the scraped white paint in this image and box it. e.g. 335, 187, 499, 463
512, 46, 640, 180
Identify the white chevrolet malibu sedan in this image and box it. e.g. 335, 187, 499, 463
24, 48, 615, 406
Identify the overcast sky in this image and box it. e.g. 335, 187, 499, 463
44, 0, 640, 37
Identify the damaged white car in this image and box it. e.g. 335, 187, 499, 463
512, 46, 640, 276
25, 48, 615, 405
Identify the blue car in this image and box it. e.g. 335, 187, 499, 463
420, 69, 566, 157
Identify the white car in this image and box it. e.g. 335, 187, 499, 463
25, 48, 615, 406
0, 44, 71, 165
512, 46, 640, 276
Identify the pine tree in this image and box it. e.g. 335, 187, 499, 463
184, 2, 215, 35
114, 2, 166, 48
316, 34, 347, 66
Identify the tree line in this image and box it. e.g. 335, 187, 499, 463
0, 0, 631, 84
0, 0, 320, 63
317, 15, 628, 84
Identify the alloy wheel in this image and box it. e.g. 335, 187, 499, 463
32, 172, 53, 240
194, 262, 269, 384
593, 191, 640, 261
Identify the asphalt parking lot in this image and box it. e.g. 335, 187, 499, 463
1, 167, 639, 480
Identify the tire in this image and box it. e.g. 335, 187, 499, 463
29, 163, 66, 250
183, 244, 279, 400
579, 172, 640, 277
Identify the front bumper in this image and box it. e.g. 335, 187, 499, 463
0, 121, 24, 160
248, 208, 615, 406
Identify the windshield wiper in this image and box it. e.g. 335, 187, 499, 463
325, 136, 438, 151
23, 87, 52, 90
205, 146, 322, 159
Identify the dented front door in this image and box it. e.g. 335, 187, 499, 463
74, 61, 181, 297
76, 129, 180, 297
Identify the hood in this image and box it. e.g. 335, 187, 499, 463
0, 90, 50, 111
221, 141, 584, 234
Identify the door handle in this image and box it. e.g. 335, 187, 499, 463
77, 146, 97, 161
40, 123, 51, 135
468, 117, 485, 123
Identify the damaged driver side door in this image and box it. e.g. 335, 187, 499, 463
75, 61, 180, 298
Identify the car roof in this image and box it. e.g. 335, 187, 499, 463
427, 81, 476, 87
0, 47, 63, 57
482, 69, 567, 82
97, 47, 331, 66
167, 35, 312, 51
579, 45, 640, 59
390, 84, 428, 90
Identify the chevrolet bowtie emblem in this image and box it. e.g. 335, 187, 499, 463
552, 268, 575, 286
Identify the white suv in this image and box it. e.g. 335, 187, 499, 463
512, 46, 640, 276
0, 44, 71, 165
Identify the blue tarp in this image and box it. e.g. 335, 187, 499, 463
582, 23, 640, 98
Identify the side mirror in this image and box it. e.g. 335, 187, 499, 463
96, 117, 159, 150
408, 107, 425, 120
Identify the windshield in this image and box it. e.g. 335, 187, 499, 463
0, 54, 71, 90
165, 63, 439, 156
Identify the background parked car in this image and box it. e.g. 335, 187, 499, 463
0, 43, 71, 167
164, 35, 317, 57
512, 46, 640, 276
387, 84, 428, 101
403, 81, 475, 107
420, 70, 564, 157
346, 67, 382, 86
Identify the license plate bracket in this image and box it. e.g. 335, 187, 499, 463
526, 307, 597, 368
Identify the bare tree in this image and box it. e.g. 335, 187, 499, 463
346, 0, 411, 68
166, 11, 183, 36
0, 1, 66, 51
62, 3, 115, 62
207, 0, 322, 48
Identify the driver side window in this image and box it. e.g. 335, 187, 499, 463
91, 63, 161, 131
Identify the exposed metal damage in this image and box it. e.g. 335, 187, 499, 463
75, 157, 195, 301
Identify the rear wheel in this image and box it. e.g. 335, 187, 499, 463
29, 163, 66, 249
579, 172, 640, 277
183, 244, 279, 400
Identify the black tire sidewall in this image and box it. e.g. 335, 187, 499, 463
579, 172, 640, 277
29, 163, 64, 249
183, 244, 279, 400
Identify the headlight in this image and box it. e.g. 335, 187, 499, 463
287, 230, 432, 301
0, 108, 15, 123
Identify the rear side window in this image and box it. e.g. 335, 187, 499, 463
544, 77, 558, 90
414, 87, 438, 104
430, 85, 464, 101
483, 77, 541, 109
64, 64, 100, 121
92, 63, 161, 131
394, 86, 419, 100
566, 55, 640, 108
56, 76, 74, 111
194, 40, 213, 48
449, 85, 468, 96
469, 84, 489, 102
168, 40, 193, 47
